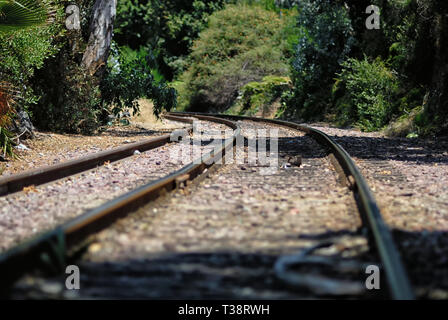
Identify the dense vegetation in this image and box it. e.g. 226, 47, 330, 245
176, 3, 291, 112
1, 0, 176, 143
286, 0, 448, 135
114, 0, 228, 80
286, 0, 355, 120
0, 0, 62, 157
1, 0, 448, 157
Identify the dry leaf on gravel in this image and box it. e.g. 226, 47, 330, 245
23, 185, 38, 194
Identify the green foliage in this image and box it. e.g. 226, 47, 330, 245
376, 0, 433, 85
0, 0, 60, 92
334, 57, 399, 131
115, 0, 227, 79
236, 0, 277, 11
30, 0, 115, 134
178, 4, 290, 112
0, 83, 16, 158
287, 0, 354, 119
282, 7, 300, 55
101, 45, 177, 119
0, 126, 15, 158
33, 42, 177, 134
0, 23, 62, 107
0, 0, 62, 156
228, 76, 291, 116
29, 0, 176, 134
29, 0, 101, 134
115, 46, 166, 84
412, 106, 436, 136
32, 58, 102, 134
383, 105, 423, 138
344, 0, 448, 134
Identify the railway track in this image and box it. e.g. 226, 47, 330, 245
0, 113, 414, 299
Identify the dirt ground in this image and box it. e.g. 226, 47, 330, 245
0, 100, 183, 177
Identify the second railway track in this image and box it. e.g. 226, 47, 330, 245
0, 113, 414, 299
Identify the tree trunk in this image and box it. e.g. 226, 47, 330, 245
81, 0, 117, 76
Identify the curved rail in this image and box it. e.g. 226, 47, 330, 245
168, 111, 415, 300
0, 117, 194, 196
0, 114, 241, 291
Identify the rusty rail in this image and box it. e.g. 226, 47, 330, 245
0, 114, 240, 291
0, 116, 194, 196
168, 111, 415, 300
0, 111, 414, 300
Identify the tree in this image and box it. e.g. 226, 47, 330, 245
81, 0, 116, 76
30, 0, 117, 134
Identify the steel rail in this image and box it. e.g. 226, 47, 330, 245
168, 111, 415, 300
0, 118, 194, 197
0, 114, 241, 291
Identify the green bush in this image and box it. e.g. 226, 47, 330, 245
334, 57, 399, 131
344, 0, 446, 134
32, 57, 102, 134
178, 4, 290, 112
287, 0, 354, 120
228, 75, 291, 116
236, 0, 277, 11
0, 2, 63, 155
0, 20, 62, 108
100, 45, 177, 119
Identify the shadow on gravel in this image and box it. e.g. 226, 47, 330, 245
392, 229, 448, 299
7, 231, 448, 299
9, 247, 386, 300
326, 135, 448, 164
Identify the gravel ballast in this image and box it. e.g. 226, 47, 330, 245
0, 120, 229, 253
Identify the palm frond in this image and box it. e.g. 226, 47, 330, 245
0, 0, 49, 32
